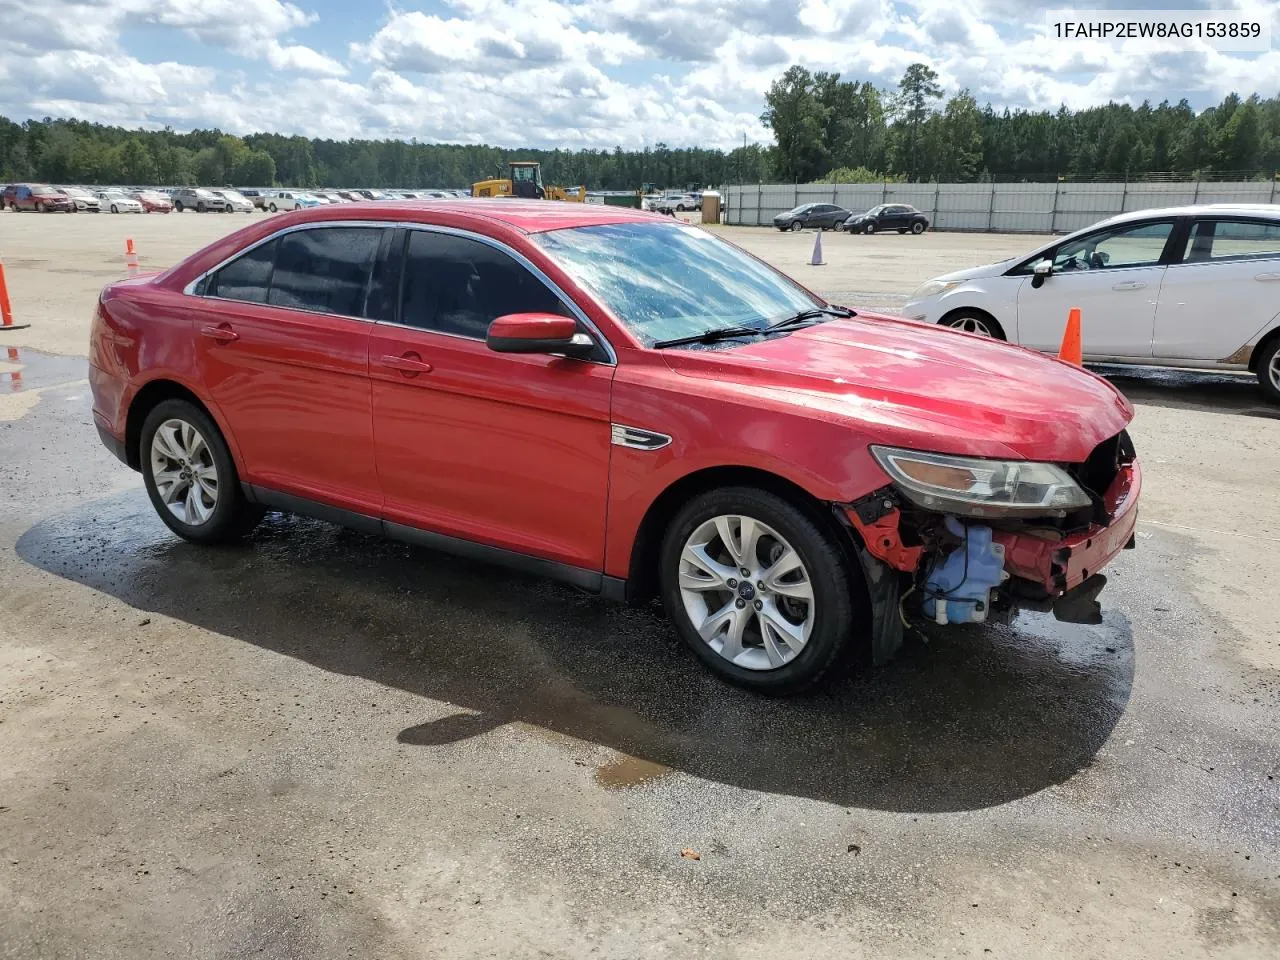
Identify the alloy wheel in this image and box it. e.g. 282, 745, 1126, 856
678, 514, 814, 671
149, 418, 219, 526
1269, 349, 1280, 393
945, 315, 994, 336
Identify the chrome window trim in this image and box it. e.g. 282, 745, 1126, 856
181, 219, 617, 366
610, 424, 672, 450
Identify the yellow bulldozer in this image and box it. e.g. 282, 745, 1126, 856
472, 161, 585, 202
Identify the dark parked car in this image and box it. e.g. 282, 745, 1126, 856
772, 203, 851, 232
843, 204, 929, 235
2, 183, 74, 212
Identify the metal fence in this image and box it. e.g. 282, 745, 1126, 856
722, 180, 1280, 233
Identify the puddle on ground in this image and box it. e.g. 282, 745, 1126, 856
0, 347, 86, 393
594, 754, 672, 790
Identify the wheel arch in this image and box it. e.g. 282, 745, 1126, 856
938, 305, 1007, 340
623, 464, 865, 604
1247, 324, 1280, 374
125, 378, 239, 472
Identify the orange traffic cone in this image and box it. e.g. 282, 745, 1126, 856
0, 258, 31, 331
125, 238, 139, 276
1058, 306, 1082, 366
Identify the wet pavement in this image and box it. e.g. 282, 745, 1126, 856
1, 362, 1278, 958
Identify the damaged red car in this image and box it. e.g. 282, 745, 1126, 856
89, 201, 1140, 693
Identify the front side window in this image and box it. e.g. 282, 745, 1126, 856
399, 231, 569, 339
1050, 220, 1174, 272
533, 221, 821, 345
268, 227, 382, 316
1182, 219, 1280, 263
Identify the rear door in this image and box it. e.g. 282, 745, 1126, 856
368, 227, 615, 570
1153, 216, 1280, 360
191, 224, 387, 514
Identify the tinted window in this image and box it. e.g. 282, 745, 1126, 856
208, 239, 278, 303
399, 231, 568, 338
1182, 219, 1280, 262
268, 227, 382, 316
1051, 220, 1173, 271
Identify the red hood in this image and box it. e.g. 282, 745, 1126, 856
661, 315, 1133, 462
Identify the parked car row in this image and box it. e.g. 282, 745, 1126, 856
1, 183, 172, 213
772, 202, 931, 234
644, 192, 703, 214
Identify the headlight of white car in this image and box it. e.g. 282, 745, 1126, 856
910, 279, 958, 299
870, 446, 1092, 518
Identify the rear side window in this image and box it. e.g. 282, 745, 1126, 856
1183, 220, 1280, 263
207, 239, 278, 303
398, 231, 568, 338
268, 227, 382, 316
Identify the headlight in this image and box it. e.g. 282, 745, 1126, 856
870, 446, 1091, 518
910, 279, 959, 299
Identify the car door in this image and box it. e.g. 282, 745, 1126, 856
191, 224, 385, 515
368, 227, 615, 571
1014, 218, 1177, 357
1153, 216, 1280, 361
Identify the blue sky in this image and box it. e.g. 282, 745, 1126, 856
1, 1, 1276, 149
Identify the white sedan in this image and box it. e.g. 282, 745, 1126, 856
96, 190, 144, 213
902, 204, 1280, 402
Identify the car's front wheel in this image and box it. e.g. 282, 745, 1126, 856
174, 201, 184, 212
939, 310, 1004, 339
141, 399, 263, 544
1256, 337, 1280, 404
660, 487, 862, 694
789, 221, 802, 232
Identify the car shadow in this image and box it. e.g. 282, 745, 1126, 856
16, 491, 1135, 814
1093, 364, 1279, 419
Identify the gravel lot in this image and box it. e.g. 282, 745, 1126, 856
1, 208, 1277, 959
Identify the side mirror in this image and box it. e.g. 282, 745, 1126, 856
1030, 259, 1053, 289
486, 313, 596, 359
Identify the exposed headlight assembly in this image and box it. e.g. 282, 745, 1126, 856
910, 279, 959, 298
870, 446, 1091, 518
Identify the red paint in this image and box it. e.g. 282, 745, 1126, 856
487, 312, 577, 341
92, 201, 1140, 596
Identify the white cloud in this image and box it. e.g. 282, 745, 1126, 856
1, 0, 1278, 150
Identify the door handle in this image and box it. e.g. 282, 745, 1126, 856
1254, 273, 1280, 282
378, 353, 433, 375
1111, 280, 1146, 291
199, 323, 239, 343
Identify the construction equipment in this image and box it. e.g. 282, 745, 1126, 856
472, 161, 585, 202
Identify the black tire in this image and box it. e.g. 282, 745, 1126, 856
268, 202, 278, 213
911, 221, 926, 235
35, 201, 45, 213
833, 219, 846, 231
140, 399, 263, 544
174, 200, 184, 212
110, 204, 118, 214
196, 202, 206, 213
864, 222, 876, 234
939, 309, 1006, 340
1256, 337, 1280, 404
659, 486, 864, 695
676, 204, 686, 212
789, 220, 802, 232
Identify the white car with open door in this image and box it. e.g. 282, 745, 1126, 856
902, 205, 1280, 402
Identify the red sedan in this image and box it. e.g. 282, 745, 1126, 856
89, 201, 1141, 693
133, 190, 173, 213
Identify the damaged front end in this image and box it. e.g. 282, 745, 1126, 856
839, 432, 1141, 663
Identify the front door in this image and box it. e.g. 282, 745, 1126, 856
192, 225, 385, 514
1014, 218, 1177, 357
1154, 217, 1280, 360
369, 228, 614, 571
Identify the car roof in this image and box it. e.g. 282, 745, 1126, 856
281, 198, 664, 234
1094, 203, 1280, 226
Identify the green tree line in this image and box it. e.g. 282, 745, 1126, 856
763, 63, 1280, 183
3, 62, 1279, 190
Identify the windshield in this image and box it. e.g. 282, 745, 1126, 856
219, 191, 246, 201
194, 189, 215, 199
864, 205, 887, 216
533, 222, 822, 346
33, 186, 60, 196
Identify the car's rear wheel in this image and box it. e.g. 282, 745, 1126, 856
864, 222, 876, 234
141, 399, 263, 544
940, 309, 1005, 339
833, 219, 846, 231
1256, 337, 1280, 404
911, 221, 926, 235
269, 202, 278, 213
659, 487, 862, 694
789, 221, 802, 232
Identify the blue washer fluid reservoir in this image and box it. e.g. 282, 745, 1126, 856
922, 516, 1008, 625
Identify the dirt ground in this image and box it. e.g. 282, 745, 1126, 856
1, 207, 1277, 959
